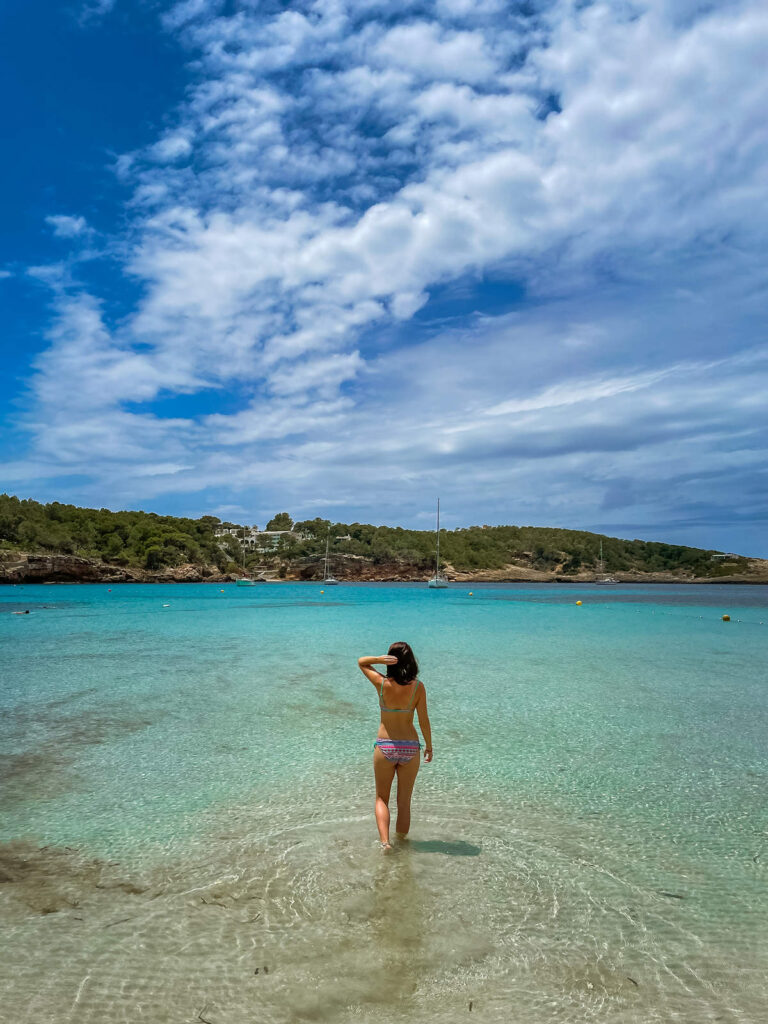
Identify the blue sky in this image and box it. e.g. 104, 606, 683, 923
1, 0, 767, 555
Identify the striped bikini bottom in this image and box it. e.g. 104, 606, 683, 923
374, 739, 421, 764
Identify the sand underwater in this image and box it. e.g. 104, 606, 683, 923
1, 582, 767, 1023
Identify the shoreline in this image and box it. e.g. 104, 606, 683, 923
3, 576, 768, 586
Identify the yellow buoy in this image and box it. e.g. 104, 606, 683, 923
320, 590, 325, 594
468, 591, 473, 596
576, 600, 582, 606
722, 614, 730, 621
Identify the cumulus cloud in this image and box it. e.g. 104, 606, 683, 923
11, 0, 768, 553
373, 22, 500, 83
79, 0, 115, 23
45, 214, 90, 238
149, 133, 194, 163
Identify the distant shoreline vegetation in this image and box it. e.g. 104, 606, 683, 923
0, 494, 754, 580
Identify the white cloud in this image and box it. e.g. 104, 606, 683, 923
12, 0, 768, 553
79, 0, 115, 23
149, 133, 193, 163
45, 215, 90, 238
435, 0, 505, 16
373, 22, 500, 83
162, 0, 219, 32
205, 397, 352, 445
268, 351, 364, 397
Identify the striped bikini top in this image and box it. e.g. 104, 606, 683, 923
378, 677, 421, 713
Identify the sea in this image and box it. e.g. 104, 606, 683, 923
1, 581, 766, 1024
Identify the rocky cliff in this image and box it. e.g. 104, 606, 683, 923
0, 553, 229, 584
2, 550, 767, 585
284, 553, 768, 584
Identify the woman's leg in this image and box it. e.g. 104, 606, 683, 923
394, 753, 420, 837
373, 747, 397, 845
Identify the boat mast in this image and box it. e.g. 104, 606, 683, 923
435, 498, 440, 577
324, 534, 330, 579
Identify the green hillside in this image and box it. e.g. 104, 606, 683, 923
0, 494, 228, 572
288, 517, 745, 577
0, 494, 750, 578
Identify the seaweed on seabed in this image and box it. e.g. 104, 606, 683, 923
0, 839, 149, 917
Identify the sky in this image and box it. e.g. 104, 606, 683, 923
1, 0, 767, 555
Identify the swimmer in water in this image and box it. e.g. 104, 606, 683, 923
358, 641, 433, 851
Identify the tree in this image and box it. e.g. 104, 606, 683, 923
104, 533, 124, 560
145, 546, 164, 570
294, 517, 330, 539
222, 536, 242, 562
266, 512, 293, 531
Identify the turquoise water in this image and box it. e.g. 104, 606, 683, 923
1, 582, 767, 1023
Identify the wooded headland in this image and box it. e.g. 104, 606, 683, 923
1, 494, 765, 584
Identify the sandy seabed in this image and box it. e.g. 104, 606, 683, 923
2, 784, 766, 1024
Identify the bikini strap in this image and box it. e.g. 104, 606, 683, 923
406, 679, 421, 710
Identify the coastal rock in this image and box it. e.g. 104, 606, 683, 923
0, 553, 228, 585
2, 550, 767, 585
0, 553, 141, 584
145, 562, 224, 583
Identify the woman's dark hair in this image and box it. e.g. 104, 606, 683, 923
386, 641, 419, 686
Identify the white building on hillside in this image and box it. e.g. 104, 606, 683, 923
214, 525, 309, 550
255, 530, 294, 549
214, 525, 261, 547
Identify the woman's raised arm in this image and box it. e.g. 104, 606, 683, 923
357, 654, 397, 686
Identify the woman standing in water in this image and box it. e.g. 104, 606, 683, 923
358, 642, 433, 851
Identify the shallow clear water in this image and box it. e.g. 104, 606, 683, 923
1, 582, 767, 1023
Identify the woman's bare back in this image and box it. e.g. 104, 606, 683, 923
376, 675, 422, 741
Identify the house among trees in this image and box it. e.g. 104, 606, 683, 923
213, 513, 310, 550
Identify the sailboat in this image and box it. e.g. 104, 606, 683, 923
427, 499, 449, 588
321, 534, 339, 585
236, 528, 256, 585
595, 539, 618, 585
